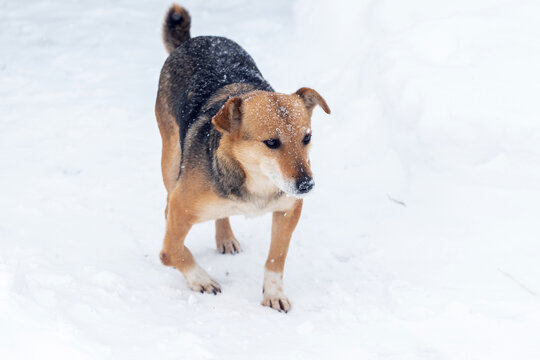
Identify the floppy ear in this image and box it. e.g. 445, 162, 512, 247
295, 87, 331, 115
212, 97, 243, 133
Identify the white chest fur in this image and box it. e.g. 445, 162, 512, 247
197, 193, 297, 223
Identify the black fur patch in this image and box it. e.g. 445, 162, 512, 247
162, 6, 191, 53
158, 36, 274, 200
163, 36, 272, 149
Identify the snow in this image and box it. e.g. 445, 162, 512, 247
1, 0, 540, 358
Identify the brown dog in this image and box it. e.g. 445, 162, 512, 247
155, 4, 330, 312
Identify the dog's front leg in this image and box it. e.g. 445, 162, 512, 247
215, 218, 242, 254
160, 189, 221, 294
262, 199, 303, 312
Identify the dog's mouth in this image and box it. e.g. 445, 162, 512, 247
259, 160, 315, 198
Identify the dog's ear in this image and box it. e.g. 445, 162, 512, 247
295, 87, 331, 115
212, 97, 243, 133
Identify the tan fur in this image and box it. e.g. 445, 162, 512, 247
296, 87, 331, 116
159, 170, 209, 272
262, 199, 302, 312
265, 199, 303, 273
155, 90, 181, 219
215, 218, 241, 254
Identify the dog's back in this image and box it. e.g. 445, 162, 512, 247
157, 5, 273, 154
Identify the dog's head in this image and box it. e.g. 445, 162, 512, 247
212, 88, 330, 197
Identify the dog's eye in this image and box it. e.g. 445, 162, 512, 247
263, 138, 281, 149
302, 133, 311, 145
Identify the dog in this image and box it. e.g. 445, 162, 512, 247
155, 4, 330, 312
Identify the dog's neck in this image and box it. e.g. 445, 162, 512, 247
212, 145, 282, 204
210, 144, 246, 199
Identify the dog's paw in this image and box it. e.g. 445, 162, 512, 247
262, 292, 291, 313
262, 270, 290, 313
184, 265, 221, 295
216, 236, 242, 255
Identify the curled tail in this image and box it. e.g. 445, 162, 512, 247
162, 4, 191, 54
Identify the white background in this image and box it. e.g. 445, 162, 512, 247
1, 0, 539, 358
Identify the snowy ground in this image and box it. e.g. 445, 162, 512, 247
1, 0, 540, 358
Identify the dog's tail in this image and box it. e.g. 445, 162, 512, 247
162, 4, 191, 54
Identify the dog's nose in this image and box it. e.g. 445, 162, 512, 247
296, 176, 314, 194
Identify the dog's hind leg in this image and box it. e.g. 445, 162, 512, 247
215, 218, 242, 254
160, 130, 180, 196
160, 130, 180, 219
156, 95, 181, 219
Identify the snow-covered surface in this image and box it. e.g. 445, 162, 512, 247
1, 0, 540, 358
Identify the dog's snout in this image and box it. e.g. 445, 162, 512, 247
296, 176, 314, 194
